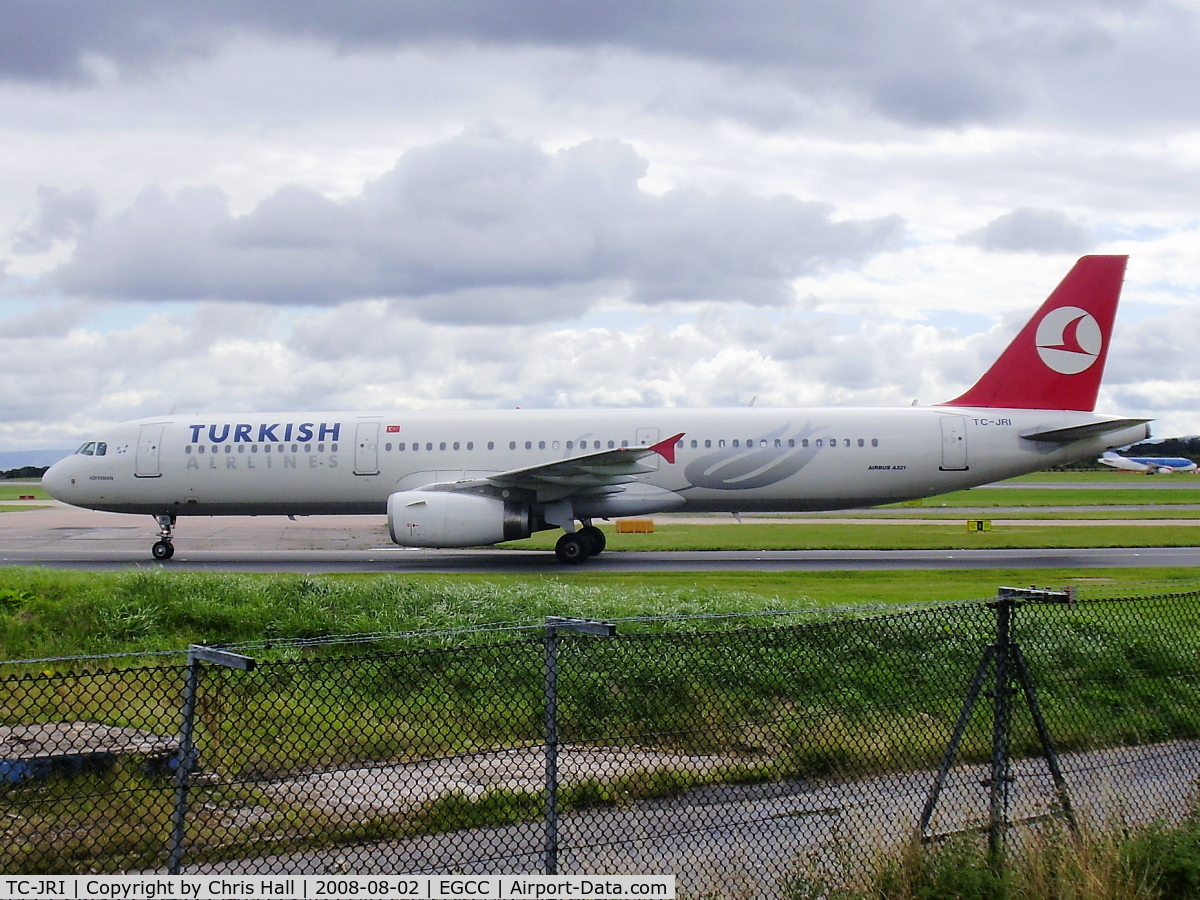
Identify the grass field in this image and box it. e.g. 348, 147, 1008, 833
505, 521, 1200, 553
3, 566, 1199, 875
3, 566, 1200, 661
0, 485, 48, 500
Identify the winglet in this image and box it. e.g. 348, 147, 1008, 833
650, 433, 685, 464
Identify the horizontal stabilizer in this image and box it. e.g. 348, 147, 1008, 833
1019, 418, 1151, 444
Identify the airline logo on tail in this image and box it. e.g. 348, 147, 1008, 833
1035, 306, 1102, 375
942, 255, 1127, 411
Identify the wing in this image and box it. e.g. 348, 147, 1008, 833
413, 432, 684, 504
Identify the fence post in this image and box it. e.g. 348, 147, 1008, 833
543, 618, 617, 876
987, 594, 1015, 866
543, 622, 562, 876
920, 587, 1076, 859
166, 646, 255, 875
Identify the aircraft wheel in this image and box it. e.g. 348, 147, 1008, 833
152, 540, 174, 560
579, 525, 606, 556
555, 532, 592, 565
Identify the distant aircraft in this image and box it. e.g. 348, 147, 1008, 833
1098, 451, 1197, 474
43, 255, 1151, 563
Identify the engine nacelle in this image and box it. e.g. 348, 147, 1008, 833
387, 491, 532, 548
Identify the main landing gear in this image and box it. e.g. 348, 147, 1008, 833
151, 514, 176, 560
554, 524, 606, 565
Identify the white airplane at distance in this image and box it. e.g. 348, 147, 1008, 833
1098, 451, 1197, 474
43, 255, 1151, 564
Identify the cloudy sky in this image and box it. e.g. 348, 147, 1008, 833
3, 1, 1200, 453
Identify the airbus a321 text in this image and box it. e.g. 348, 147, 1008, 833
43, 255, 1151, 564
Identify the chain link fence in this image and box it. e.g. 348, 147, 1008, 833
2, 588, 1200, 894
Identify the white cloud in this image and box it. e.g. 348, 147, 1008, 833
24, 128, 902, 317
2, 2, 1200, 451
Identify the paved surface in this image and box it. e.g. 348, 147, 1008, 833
4, 502, 1200, 572
182, 740, 1200, 895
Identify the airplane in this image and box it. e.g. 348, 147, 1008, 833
1098, 451, 1197, 474
42, 255, 1151, 564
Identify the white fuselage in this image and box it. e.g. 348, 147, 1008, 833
42, 406, 1150, 518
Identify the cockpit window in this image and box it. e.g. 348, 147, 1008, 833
78, 442, 96, 456
95, 442, 107, 456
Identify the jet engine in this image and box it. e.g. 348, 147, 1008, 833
387, 491, 532, 548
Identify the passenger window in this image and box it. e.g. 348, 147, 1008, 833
439, 442, 447, 451
719, 440, 726, 448
466, 442, 473, 450
872, 438, 879, 447
760, 439, 767, 448
425, 442, 433, 451
858, 438, 865, 447
454, 442, 461, 451
802, 439, 809, 448
553, 441, 560, 450
774, 439, 781, 448
816, 439, 823, 448
238, 445, 245, 453
525, 441, 532, 450
608, 441, 615, 449
488, 442, 494, 450
705, 439, 712, 449
788, 439, 795, 447
733, 439, 739, 448
198, 446, 205, 454
539, 441, 546, 450
398, 442, 406, 451
690, 440, 698, 449
566, 441, 573, 450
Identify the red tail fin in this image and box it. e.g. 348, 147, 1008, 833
941, 255, 1127, 411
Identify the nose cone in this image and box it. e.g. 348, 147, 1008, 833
41, 459, 72, 501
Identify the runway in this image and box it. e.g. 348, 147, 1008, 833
4, 502, 1200, 572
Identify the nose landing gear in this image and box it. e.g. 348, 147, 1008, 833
151, 514, 176, 560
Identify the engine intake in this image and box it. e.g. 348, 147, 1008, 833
387, 491, 532, 548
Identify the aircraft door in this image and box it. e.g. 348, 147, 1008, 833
135, 424, 164, 478
354, 421, 380, 475
939, 416, 969, 471
636, 427, 661, 470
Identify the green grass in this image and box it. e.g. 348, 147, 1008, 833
5, 566, 1200, 661
0, 484, 49, 500
906, 486, 1200, 507
505, 522, 1200, 552
3, 568, 1200, 874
